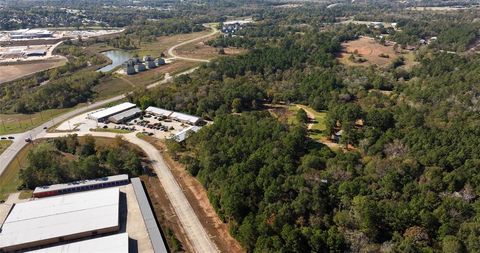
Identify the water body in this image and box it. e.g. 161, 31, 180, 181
97, 50, 134, 73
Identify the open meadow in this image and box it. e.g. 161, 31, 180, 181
0, 58, 67, 84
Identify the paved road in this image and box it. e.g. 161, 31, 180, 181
0, 24, 214, 177
44, 131, 219, 253
0, 25, 220, 253
167, 24, 219, 62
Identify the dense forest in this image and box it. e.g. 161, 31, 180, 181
20, 135, 143, 189
3, 0, 480, 251
126, 5, 480, 252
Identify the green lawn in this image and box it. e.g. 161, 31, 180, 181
0, 107, 77, 135
290, 104, 327, 141
0, 142, 33, 201
0, 140, 12, 155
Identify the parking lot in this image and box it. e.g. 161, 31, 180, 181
56, 109, 194, 140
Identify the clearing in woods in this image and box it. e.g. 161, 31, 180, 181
0, 58, 67, 84
338, 36, 414, 68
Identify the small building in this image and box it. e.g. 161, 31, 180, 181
33, 174, 129, 198
170, 126, 202, 142
144, 55, 156, 69
155, 58, 166, 66
331, 129, 343, 143
145, 106, 173, 118
170, 111, 202, 125
135, 63, 146, 72
0, 188, 120, 252
87, 102, 137, 122
123, 60, 136, 75
370, 22, 384, 29
24, 49, 47, 57
108, 107, 141, 124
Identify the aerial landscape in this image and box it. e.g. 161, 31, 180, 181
0, 0, 479, 252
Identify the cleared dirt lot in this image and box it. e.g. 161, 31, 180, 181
0, 58, 66, 84
175, 40, 246, 60
136, 30, 213, 57
338, 36, 397, 67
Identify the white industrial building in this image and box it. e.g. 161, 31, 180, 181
145, 106, 173, 118
0, 188, 120, 252
25, 233, 129, 253
170, 111, 201, 125
8, 29, 53, 40
146, 106, 201, 125
170, 125, 202, 142
87, 102, 137, 122
108, 107, 142, 124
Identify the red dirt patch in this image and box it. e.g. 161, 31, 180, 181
338, 36, 398, 67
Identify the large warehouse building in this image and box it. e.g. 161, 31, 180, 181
33, 174, 129, 198
25, 233, 129, 253
87, 102, 137, 122
0, 188, 120, 252
146, 106, 202, 125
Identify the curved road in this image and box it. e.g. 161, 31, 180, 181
167, 24, 219, 62
44, 131, 219, 253
0, 25, 221, 252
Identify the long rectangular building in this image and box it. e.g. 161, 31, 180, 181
108, 107, 142, 124
33, 174, 129, 198
25, 233, 129, 253
0, 188, 120, 252
131, 178, 168, 253
170, 111, 201, 125
145, 106, 173, 118
87, 102, 137, 122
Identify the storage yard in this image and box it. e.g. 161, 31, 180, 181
0, 175, 164, 253
60, 102, 205, 142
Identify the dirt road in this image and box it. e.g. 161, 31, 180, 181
167, 24, 219, 62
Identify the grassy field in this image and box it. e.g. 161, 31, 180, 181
135, 30, 212, 57
0, 58, 67, 84
175, 41, 245, 60
0, 107, 78, 135
0, 140, 12, 155
93, 75, 133, 99
294, 104, 327, 141
0, 142, 33, 201
267, 104, 327, 142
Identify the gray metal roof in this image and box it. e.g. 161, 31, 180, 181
131, 178, 168, 253
33, 174, 129, 194
25, 233, 129, 253
88, 102, 136, 120
0, 188, 120, 250
108, 107, 141, 122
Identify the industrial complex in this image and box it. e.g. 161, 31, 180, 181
0, 175, 168, 253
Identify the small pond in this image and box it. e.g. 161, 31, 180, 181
97, 50, 134, 73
